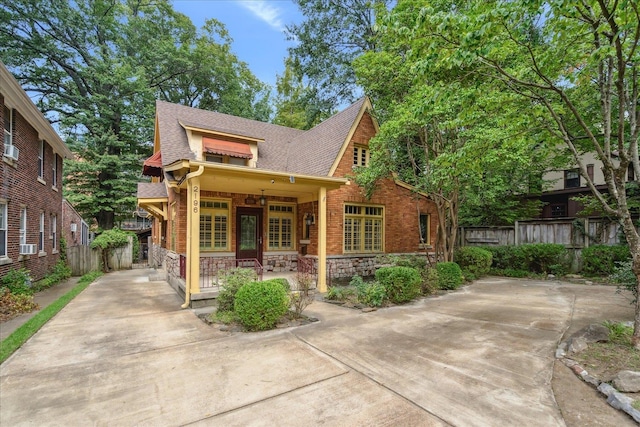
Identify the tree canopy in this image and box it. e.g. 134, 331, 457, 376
0, 0, 271, 229
354, 0, 554, 260
359, 0, 639, 342
287, 0, 391, 120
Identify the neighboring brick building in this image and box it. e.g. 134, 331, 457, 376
62, 199, 89, 247
138, 97, 437, 303
0, 62, 73, 281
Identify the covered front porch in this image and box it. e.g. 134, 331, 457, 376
140, 160, 348, 307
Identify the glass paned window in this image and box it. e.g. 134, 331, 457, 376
52, 154, 58, 187
200, 200, 229, 250
344, 204, 383, 253
38, 140, 45, 178
565, 169, 580, 188
3, 106, 12, 146
419, 214, 430, 244
39, 212, 45, 251
20, 207, 27, 245
268, 204, 295, 250
353, 146, 369, 167
51, 214, 57, 250
0, 203, 6, 257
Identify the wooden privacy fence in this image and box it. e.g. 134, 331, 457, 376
458, 218, 623, 248
66, 237, 133, 276
458, 218, 625, 272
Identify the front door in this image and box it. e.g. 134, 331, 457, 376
236, 207, 263, 263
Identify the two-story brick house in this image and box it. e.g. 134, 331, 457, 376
138, 97, 437, 306
0, 61, 73, 281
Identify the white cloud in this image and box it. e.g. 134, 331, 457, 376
237, 1, 285, 32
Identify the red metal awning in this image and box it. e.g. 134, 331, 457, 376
142, 151, 162, 177
203, 137, 253, 159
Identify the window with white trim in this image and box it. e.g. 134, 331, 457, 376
344, 205, 383, 253
39, 212, 45, 252
3, 105, 12, 147
200, 200, 229, 251
20, 207, 27, 245
38, 140, 45, 179
268, 204, 294, 250
0, 202, 7, 257
353, 146, 369, 167
419, 214, 430, 245
51, 214, 57, 250
52, 154, 58, 187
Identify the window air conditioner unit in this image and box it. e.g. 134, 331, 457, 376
70, 223, 77, 232
3, 144, 19, 161
20, 244, 37, 255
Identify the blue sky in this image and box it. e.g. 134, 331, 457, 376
172, 0, 304, 90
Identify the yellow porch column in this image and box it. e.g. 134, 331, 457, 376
317, 186, 328, 292
186, 176, 201, 295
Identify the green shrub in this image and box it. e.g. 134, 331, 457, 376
375, 266, 421, 304
217, 268, 258, 312
519, 244, 569, 273
270, 278, 291, 293
353, 277, 387, 307
436, 262, 463, 290
455, 247, 492, 278
326, 286, 356, 300
501, 268, 529, 278
583, 245, 631, 276
482, 244, 568, 274
422, 268, 439, 295
34, 261, 72, 292
610, 260, 637, 303
1, 268, 32, 295
234, 280, 290, 331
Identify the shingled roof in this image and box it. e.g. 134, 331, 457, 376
155, 98, 368, 177
137, 182, 168, 199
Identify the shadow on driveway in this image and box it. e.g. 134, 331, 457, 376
0, 270, 635, 426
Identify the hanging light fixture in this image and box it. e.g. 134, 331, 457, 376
260, 189, 266, 206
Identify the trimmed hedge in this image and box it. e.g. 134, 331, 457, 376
375, 266, 421, 304
217, 268, 258, 312
436, 262, 463, 290
454, 247, 492, 278
482, 244, 569, 274
582, 245, 631, 276
234, 280, 290, 331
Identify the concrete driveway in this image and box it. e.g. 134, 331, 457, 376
0, 269, 635, 426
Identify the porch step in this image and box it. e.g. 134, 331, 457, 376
149, 269, 167, 282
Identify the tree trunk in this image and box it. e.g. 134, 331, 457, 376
97, 211, 115, 231
619, 214, 640, 348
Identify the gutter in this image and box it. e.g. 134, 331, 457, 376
182, 165, 205, 309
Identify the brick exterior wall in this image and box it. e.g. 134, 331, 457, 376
151, 108, 439, 279
0, 93, 64, 281
62, 199, 84, 247
324, 111, 437, 256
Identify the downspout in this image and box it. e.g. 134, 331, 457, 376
182, 165, 205, 309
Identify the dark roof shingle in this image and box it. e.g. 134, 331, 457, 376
155, 98, 368, 176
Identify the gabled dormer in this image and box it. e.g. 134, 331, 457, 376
180, 122, 262, 168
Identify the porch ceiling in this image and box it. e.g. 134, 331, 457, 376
171, 161, 349, 204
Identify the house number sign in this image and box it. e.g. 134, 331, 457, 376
193, 185, 199, 213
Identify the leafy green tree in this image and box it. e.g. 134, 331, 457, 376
0, 0, 271, 229
287, 0, 391, 120
90, 228, 132, 272
404, 0, 640, 344
354, 1, 550, 261
273, 57, 318, 130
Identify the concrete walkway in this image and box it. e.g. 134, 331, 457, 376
0, 269, 635, 426
0, 276, 81, 341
